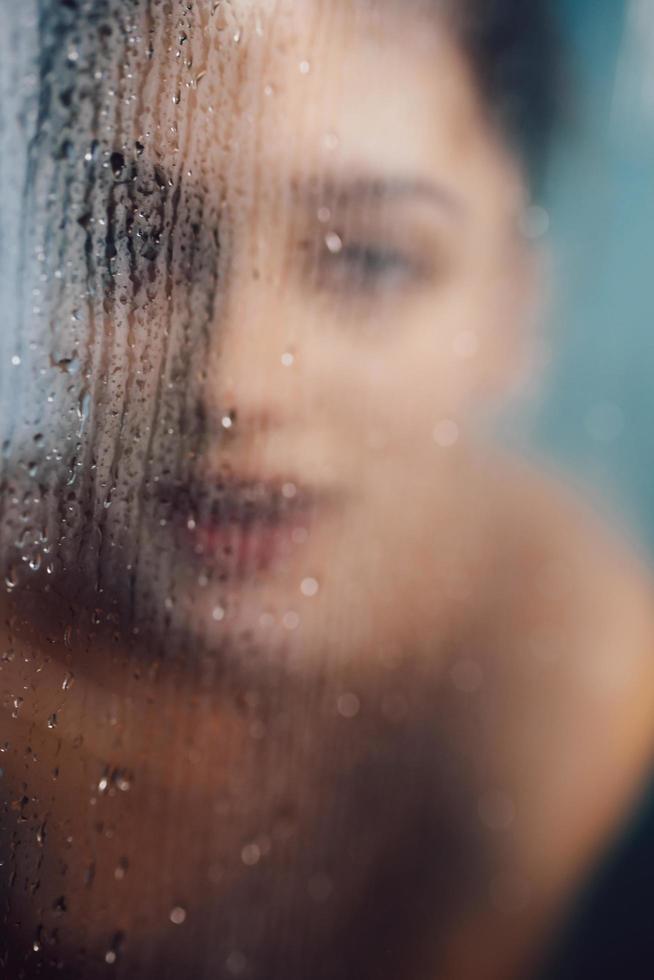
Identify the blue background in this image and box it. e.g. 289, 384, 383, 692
532, 0, 654, 553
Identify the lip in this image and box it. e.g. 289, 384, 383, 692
156, 473, 320, 577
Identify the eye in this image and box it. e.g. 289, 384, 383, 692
319, 239, 426, 294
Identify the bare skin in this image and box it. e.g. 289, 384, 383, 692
1, 2, 653, 978
2, 456, 653, 980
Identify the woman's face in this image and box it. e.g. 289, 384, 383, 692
2, 3, 536, 975
129, 0, 530, 671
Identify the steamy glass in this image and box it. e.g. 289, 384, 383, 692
1, 3, 653, 979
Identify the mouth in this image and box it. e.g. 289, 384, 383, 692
155, 473, 319, 577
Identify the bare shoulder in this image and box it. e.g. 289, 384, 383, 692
435, 455, 654, 980
430, 458, 654, 980
484, 452, 654, 762
479, 453, 654, 908
487, 452, 654, 641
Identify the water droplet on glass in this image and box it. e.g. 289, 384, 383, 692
325, 232, 343, 254
241, 842, 261, 866
110, 151, 125, 177
300, 577, 319, 598
282, 611, 300, 631
519, 204, 550, 240
53, 895, 67, 914
433, 419, 460, 448
114, 857, 129, 880
337, 693, 360, 719
27, 552, 42, 572
323, 131, 339, 151
169, 905, 187, 925
116, 773, 132, 792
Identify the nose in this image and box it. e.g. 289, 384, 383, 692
202, 260, 302, 442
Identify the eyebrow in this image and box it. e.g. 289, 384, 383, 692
293, 173, 467, 219
113, 152, 467, 227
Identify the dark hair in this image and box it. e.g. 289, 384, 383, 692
442, 0, 566, 197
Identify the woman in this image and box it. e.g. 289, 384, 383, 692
1, 1, 653, 978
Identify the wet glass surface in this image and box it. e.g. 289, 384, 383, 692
1, 3, 653, 979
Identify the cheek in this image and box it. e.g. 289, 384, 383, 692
285, 253, 522, 462
350, 301, 489, 428
411, 264, 527, 412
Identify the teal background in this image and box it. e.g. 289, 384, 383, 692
532, 0, 654, 553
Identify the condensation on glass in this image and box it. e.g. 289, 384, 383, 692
1, 3, 653, 980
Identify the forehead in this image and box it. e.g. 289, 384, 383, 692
143, 0, 521, 212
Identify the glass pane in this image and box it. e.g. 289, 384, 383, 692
1, 2, 652, 979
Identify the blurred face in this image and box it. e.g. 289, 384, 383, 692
1, 1, 535, 976
131, 0, 530, 672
